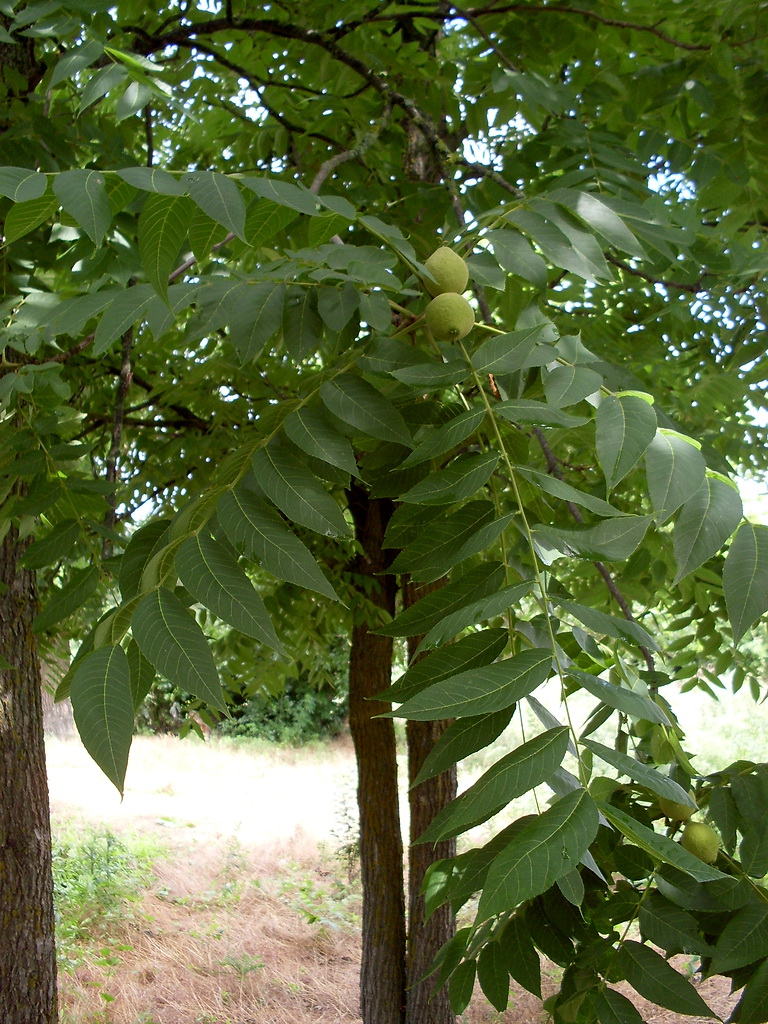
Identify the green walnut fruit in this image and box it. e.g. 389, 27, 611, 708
681, 821, 720, 864
424, 292, 475, 340
658, 795, 696, 821
423, 247, 469, 296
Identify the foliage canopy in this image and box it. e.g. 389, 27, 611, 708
2, 0, 768, 1020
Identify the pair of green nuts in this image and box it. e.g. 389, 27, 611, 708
422, 247, 475, 341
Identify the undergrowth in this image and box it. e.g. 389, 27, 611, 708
52, 822, 164, 973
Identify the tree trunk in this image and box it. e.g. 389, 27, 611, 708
347, 485, 406, 1024
404, 578, 457, 1024
0, 528, 58, 1023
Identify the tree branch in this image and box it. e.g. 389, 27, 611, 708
102, 326, 134, 557
465, 3, 712, 51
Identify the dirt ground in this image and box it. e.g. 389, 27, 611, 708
46, 733, 738, 1024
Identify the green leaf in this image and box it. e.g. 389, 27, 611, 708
119, 519, 171, 600
581, 740, 695, 806
639, 891, 713, 957
418, 728, 570, 843
477, 789, 599, 920
390, 360, 469, 387
505, 207, 609, 282
53, 169, 112, 245
400, 452, 498, 506
388, 502, 513, 583
534, 516, 651, 562
282, 406, 358, 477
0, 166, 47, 202
217, 488, 340, 601
377, 562, 505, 637
732, 958, 768, 1024
241, 176, 318, 216
498, 915, 542, 997
183, 171, 246, 239
92, 284, 155, 355
486, 228, 548, 289
724, 523, 768, 642
228, 281, 286, 362
495, 399, 588, 428
544, 364, 603, 407
516, 467, 625, 517
252, 445, 352, 537
117, 166, 186, 195
78, 64, 128, 114
448, 960, 476, 1015
4, 194, 60, 243
138, 194, 192, 301
20, 519, 80, 569
674, 476, 743, 584
385, 629, 509, 704
618, 941, 717, 1018
420, 581, 533, 649
187, 205, 228, 263
244, 197, 299, 245
132, 588, 227, 713
70, 645, 134, 796
282, 287, 323, 360
33, 565, 100, 633
568, 669, 671, 725
175, 533, 286, 655
320, 375, 412, 447
126, 638, 155, 711
472, 324, 557, 374
477, 941, 510, 1012
597, 803, 725, 882
393, 648, 552, 721
400, 407, 486, 469
591, 988, 644, 1024
710, 902, 768, 974
549, 188, 646, 257
645, 430, 707, 524
50, 39, 104, 86
596, 394, 657, 490
317, 281, 359, 332
412, 708, 515, 787
559, 599, 658, 651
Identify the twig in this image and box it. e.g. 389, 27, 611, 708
102, 325, 133, 558
309, 99, 393, 193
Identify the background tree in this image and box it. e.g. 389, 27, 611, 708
1, 2, 768, 1024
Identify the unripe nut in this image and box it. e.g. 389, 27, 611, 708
424, 293, 475, 341
659, 794, 696, 821
424, 247, 469, 296
681, 821, 719, 864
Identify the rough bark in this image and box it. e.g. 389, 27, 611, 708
347, 484, 406, 1024
404, 578, 457, 1024
0, 528, 58, 1023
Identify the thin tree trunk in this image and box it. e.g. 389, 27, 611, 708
404, 578, 457, 1024
347, 484, 406, 1024
0, 527, 58, 1023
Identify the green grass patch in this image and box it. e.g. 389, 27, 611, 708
52, 822, 164, 972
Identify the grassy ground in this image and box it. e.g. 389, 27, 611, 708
48, 682, 768, 1024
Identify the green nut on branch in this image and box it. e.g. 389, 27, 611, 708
680, 821, 720, 864
423, 246, 469, 296
424, 292, 475, 341
658, 794, 696, 821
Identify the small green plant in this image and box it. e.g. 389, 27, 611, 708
52, 824, 162, 972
